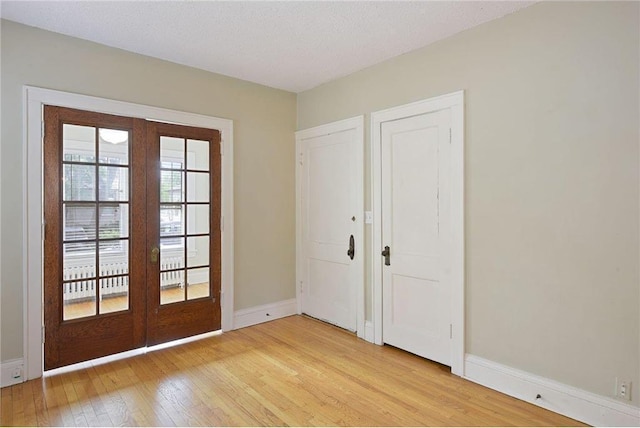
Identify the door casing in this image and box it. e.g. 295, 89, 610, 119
371, 91, 465, 376
295, 116, 365, 338
24, 86, 234, 380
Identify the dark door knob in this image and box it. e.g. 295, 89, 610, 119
347, 235, 355, 260
381, 245, 390, 266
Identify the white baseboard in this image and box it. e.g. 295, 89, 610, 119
1, 359, 24, 388
363, 320, 374, 343
464, 354, 640, 427
233, 298, 297, 330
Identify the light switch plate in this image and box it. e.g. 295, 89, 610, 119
365, 211, 373, 224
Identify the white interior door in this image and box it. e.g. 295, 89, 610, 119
381, 109, 452, 365
297, 121, 362, 332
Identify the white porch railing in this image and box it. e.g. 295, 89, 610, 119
62, 256, 184, 302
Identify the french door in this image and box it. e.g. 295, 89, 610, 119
145, 121, 221, 345
43, 106, 221, 370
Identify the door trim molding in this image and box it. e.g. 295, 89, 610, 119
371, 91, 465, 376
23, 86, 234, 380
295, 116, 365, 338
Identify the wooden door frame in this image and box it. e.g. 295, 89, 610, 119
371, 91, 465, 376
295, 116, 365, 338
23, 86, 234, 380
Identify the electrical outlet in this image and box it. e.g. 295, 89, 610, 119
11, 367, 21, 379
615, 378, 632, 401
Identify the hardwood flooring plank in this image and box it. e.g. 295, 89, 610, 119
82, 366, 118, 426
40, 375, 68, 426
8, 382, 24, 426
167, 351, 263, 426
162, 345, 257, 426
1, 385, 13, 426
2, 315, 587, 427
145, 348, 221, 426
123, 356, 181, 426
69, 369, 113, 427
23, 380, 40, 427
61, 374, 89, 427
27, 380, 46, 427
242, 322, 453, 425
12, 381, 38, 427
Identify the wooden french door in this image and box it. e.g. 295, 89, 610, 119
43, 106, 221, 370
145, 121, 221, 345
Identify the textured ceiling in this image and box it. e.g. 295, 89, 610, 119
0, 1, 534, 92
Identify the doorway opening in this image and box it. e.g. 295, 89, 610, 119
24, 87, 234, 379
43, 106, 221, 370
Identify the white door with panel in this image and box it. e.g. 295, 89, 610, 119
297, 123, 362, 332
381, 109, 452, 365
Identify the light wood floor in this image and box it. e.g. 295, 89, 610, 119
64, 283, 209, 320
1, 315, 585, 427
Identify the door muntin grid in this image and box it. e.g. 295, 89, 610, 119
159, 136, 211, 305
61, 124, 131, 320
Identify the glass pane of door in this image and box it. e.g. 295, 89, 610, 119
159, 134, 211, 305
61, 124, 131, 320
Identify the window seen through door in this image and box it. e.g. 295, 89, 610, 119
159, 136, 211, 305
62, 124, 131, 320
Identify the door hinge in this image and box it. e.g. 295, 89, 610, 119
449, 128, 452, 144
299, 281, 304, 293
41, 326, 45, 344
220, 215, 224, 232
449, 324, 453, 339
42, 223, 46, 241
299, 152, 304, 166
220, 141, 224, 156
42, 121, 45, 139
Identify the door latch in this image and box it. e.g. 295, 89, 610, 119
381, 245, 390, 266
347, 235, 355, 260
150, 246, 160, 264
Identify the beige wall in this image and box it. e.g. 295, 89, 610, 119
298, 2, 640, 405
0, 20, 297, 361
2, 1, 639, 408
